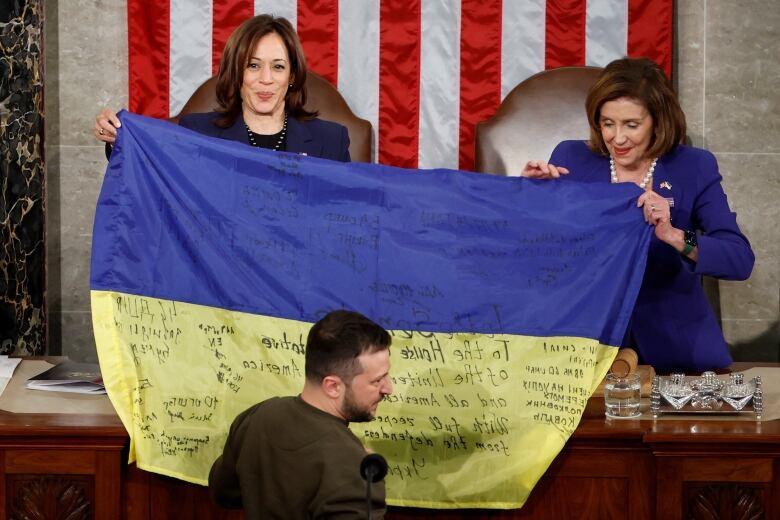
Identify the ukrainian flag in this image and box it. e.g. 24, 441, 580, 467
91, 113, 650, 508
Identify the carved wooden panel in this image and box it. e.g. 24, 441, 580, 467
7, 475, 93, 520
685, 483, 766, 520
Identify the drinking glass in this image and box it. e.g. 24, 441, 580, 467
604, 372, 641, 418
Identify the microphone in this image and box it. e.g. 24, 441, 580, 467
360, 453, 388, 519
360, 453, 388, 483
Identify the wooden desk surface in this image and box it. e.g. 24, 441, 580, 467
390, 363, 780, 520
2, 361, 778, 519
0, 409, 125, 437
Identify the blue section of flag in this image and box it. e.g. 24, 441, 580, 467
91, 112, 651, 344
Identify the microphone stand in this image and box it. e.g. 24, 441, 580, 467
360, 453, 388, 520
365, 467, 376, 520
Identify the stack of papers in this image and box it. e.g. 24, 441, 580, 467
0, 356, 22, 397
26, 361, 106, 395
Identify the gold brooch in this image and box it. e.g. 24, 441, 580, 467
660, 181, 672, 190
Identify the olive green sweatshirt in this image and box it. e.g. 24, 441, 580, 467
209, 396, 386, 519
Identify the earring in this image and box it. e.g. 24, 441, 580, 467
289, 82, 294, 89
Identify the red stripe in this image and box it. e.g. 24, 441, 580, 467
378, 1, 421, 167
628, 0, 674, 78
459, 0, 502, 171
128, 0, 169, 117
544, 0, 586, 68
297, 0, 339, 85
213, 0, 254, 75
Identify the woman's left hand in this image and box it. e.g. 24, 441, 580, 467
520, 160, 569, 179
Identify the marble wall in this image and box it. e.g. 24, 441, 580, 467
677, 0, 780, 360
0, 0, 45, 355
45, 1, 779, 362
45, 0, 127, 362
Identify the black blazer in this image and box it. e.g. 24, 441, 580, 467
179, 111, 351, 162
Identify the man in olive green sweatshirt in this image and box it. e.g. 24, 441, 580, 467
209, 310, 393, 519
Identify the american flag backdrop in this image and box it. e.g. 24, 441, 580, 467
128, 0, 673, 170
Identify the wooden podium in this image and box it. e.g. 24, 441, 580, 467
2, 363, 780, 519
0, 410, 126, 519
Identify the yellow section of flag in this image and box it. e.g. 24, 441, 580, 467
92, 290, 616, 508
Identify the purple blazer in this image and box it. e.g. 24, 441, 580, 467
550, 141, 754, 373
179, 112, 351, 162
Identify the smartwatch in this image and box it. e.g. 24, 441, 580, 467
681, 230, 697, 256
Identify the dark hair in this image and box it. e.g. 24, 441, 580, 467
305, 310, 391, 383
214, 14, 316, 127
585, 57, 686, 158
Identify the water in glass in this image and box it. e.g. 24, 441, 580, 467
604, 373, 641, 418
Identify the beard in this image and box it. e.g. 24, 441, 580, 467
341, 386, 376, 423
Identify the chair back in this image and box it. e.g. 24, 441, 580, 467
169, 72, 373, 162
475, 66, 602, 176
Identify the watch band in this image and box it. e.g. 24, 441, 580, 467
682, 230, 697, 256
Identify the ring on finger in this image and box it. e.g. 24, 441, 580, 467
99, 128, 105, 135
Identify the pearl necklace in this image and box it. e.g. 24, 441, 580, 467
610, 156, 657, 189
245, 112, 288, 151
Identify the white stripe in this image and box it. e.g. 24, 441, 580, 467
338, 0, 380, 162
586, 0, 627, 66
254, 0, 297, 28
418, 0, 461, 170
501, 0, 546, 100
169, 0, 213, 116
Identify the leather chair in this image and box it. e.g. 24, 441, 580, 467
474, 66, 602, 176
169, 72, 373, 162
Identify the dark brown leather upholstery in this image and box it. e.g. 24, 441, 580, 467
475, 66, 603, 176
169, 72, 374, 162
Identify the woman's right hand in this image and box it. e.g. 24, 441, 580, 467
94, 108, 121, 143
520, 160, 569, 179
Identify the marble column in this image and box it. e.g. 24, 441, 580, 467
0, 0, 45, 355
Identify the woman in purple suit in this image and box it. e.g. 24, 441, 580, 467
522, 58, 754, 373
94, 15, 350, 162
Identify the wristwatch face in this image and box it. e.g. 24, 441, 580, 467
684, 229, 697, 247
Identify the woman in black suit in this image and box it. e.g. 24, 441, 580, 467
94, 15, 350, 162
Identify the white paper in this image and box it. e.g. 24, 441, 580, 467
25, 380, 106, 395
0, 356, 22, 397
